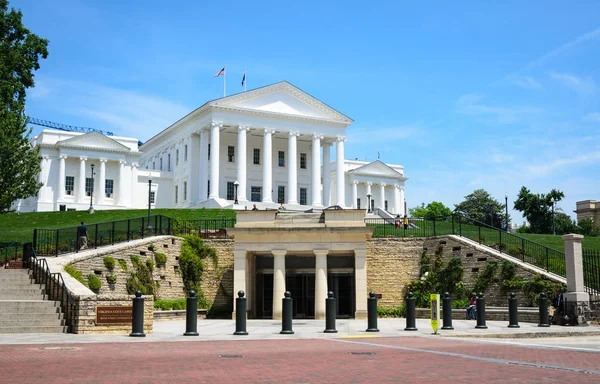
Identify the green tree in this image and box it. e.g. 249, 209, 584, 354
554, 212, 577, 235
577, 218, 600, 237
454, 189, 506, 228
513, 186, 564, 234
409, 201, 452, 219
178, 236, 218, 293
0, 0, 48, 212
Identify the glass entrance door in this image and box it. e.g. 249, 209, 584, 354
328, 272, 355, 318
286, 273, 315, 319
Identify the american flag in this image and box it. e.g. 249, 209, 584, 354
214, 67, 225, 77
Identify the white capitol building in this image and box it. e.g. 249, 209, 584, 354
19, 82, 408, 215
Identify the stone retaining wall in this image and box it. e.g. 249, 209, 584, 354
73, 294, 154, 334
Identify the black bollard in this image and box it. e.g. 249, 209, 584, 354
183, 290, 199, 336
366, 292, 379, 332
280, 291, 294, 334
404, 292, 417, 331
441, 292, 454, 330
475, 292, 487, 329
538, 292, 550, 327
508, 292, 520, 328
324, 291, 337, 333
129, 290, 145, 337
234, 290, 249, 335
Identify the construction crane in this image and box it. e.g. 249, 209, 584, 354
27, 117, 115, 136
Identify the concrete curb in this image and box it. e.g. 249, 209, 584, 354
439, 330, 600, 339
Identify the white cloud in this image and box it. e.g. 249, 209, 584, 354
525, 27, 600, 71
511, 76, 542, 89
548, 71, 597, 94
527, 152, 600, 176
456, 93, 542, 124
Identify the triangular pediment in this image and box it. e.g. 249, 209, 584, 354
210, 81, 353, 124
56, 132, 131, 152
349, 160, 405, 179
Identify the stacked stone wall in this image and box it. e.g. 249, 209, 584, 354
73, 294, 154, 334
199, 240, 234, 311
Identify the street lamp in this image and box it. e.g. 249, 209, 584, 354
367, 193, 372, 213
233, 180, 239, 205
551, 198, 555, 235
505, 192, 509, 232
88, 164, 95, 214
147, 179, 153, 230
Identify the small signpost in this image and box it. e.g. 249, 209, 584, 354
430, 293, 440, 334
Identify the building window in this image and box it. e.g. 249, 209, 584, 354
228, 146, 235, 163
207, 180, 210, 198
300, 188, 307, 205
357, 198, 361, 209
227, 181, 234, 200
168, 154, 171, 171
371, 199, 375, 212
175, 186, 178, 204
152, 162, 155, 170
176, 150, 179, 166
385, 200, 388, 211
208, 144, 210, 160
85, 178, 94, 196
184, 145, 188, 161
300, 153, 307, 169
105, 179, 114, 198
160, 158, 163, 171
183, 181, 187, 201
278, 151, 285, 167
65, 176, 74, 195
150, 191, 155, 204
253, 148, 260, 165
278, 186, 285, 204
251, 186, 261, 202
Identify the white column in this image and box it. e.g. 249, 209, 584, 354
354, 249, 368, 319
287, 131, 298, 205
118, 160, 126, 206
209, 122, 221, 199
232, 250, 247, 318
272, 250, 287, 319
352, 180, 358, 209
130, 163, 139, 207
379, 183, 386, 211
58, 155, 67, 201
400, 186, 405, 216
77, 156, 86, 202
199, 128, 209, 201
311, 134, 323, 206
98, 159, 107, 204
39, 156, 51, 201
394, 184, 401, 215
237, 126, 249, 202
322, 142, 331, 206
314, 250, 328, 320
262, 128, 274, 203
366, 182, 372, 212
336, 137, 346, 207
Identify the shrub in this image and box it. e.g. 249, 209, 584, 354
377, 304, 406, 318
153, 298, 187, 311
87, 274, 102, 293
103, 256, 115, 270
451, 298, 470, 309
179, 236, 218, 292
125, 262, 156, 296
106, 274, 117, 284
146, 258, 155, 271
154, 252, 167, 266
517, 226, 531, 234
148, 244, 156, 252
473, 262, 498, 293
506, 247, 524, 258
500, 261, 516, 281
64, 264, 86, 286
130, 255, 141, 266
118, 259, 128, 272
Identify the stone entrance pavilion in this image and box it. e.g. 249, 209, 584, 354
228, 210, 373, 320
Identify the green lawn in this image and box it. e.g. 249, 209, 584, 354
0, 208, 236, 247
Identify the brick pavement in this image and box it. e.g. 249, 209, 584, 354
0, 337, 599, 383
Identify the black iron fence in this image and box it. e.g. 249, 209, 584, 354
0, 243, 22, 267
171, 218, 235, 239
582, 249, 600, 295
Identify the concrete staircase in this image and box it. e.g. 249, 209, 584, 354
0, 269, 67, 333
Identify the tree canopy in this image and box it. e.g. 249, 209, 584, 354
513, 186, 564, 234
409, 201, 452, 219
454, 189, 507, 228
0, 0, 48, 212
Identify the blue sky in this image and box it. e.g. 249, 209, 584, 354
14, 0, 600, 221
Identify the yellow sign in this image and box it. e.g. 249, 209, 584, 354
430, 294, 440, 333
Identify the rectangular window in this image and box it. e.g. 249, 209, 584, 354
357, 198, 361, 209
152, 162, 155, 170
278, 151, 285, 167
175, 186, 178, 204
207, 180, 210, 198
160, 158, 163, 171
385, 200, 388, 211
251, 186, 262, 202
176, 149, 179, 166
300, 153, 307, 169
150, 191, 155, 204
227, 181, 235, 200
105, 179, 114, 198
300, 188, 307, 205
184, 145, 188, 161
253, 148, 260, 165
183, 181, 187, 201
371, 199, 375, 212
85, 178, 94, 196
208, 144, 210, 160
65, 176, 74, 195
168, 154, 171, 171
228, 146, 235, 163
278, 186, 285, 204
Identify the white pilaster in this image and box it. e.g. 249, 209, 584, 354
311, 134, 323, 206
58, 155, 67, 201
232, 250, 247, 318
352, 180, 358, 209
39, 156, 51, 202
98, 159, 107, 204
366, 182, 372, 211
354, 249, 368, 319
379, 183, 386, 211
209, 122, 221, 199
400, 186, 405, 216
394, 184, 401, 215
130, 163, 139, 207
118, 160, 126, 206
199, 128, 209, 201
287, 131, 299, 205
335, 137, 346, 207
272, 249, 287, 319
314, 250, 328, 320
322, 142, 331, 206
237, 126, 249, 202
77, 156, 86, 202
262, 128, 275, 203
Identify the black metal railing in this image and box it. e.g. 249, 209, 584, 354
171, 218, 235, 239
27, 249, 77, 333
0, 243, 22, 267
583, 249, 600, 295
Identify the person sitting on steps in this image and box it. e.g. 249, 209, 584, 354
466, 294, 477, 320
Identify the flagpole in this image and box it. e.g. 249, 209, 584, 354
224, 65, 227, 97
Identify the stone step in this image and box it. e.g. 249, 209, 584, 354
0, 269, 30, 275
0, 326, 66, 334
0, 276, 35, 283
0, 300, 61, 312
0, 312, 64, 322
0, 287, 45, 295
0, 318, 65, 327
0, 294, 47, 300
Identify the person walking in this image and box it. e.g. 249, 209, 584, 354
77, 221, 88, 250
403, 214, 409, 230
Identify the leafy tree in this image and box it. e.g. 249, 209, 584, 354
409, 201, 452, 219
554, 212, 577, 235
454, 189, 506, 228
513, 187, 564, 234
0, 0, 49, 212
179, 236, 218, 293
577, 218, 600, 237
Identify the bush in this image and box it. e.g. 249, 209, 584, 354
153, 298, 187, 311
103, 256, 115, 270
118, 259, 128, 272
506, 247, 524, 258
378, 304, 406, 318
64, 264, 86, 286
500, 261, 516, 281
517, 226, 531, 234
87, 274, 102, 293
130, 255, 141, 266
146, 258, 154, 271
451, 298, 470, 309
473, 262, 498, 293
125, 261, 156, 296
154, 252, 167, 266
179, 236, 218, 292
106, 274, 117, 284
